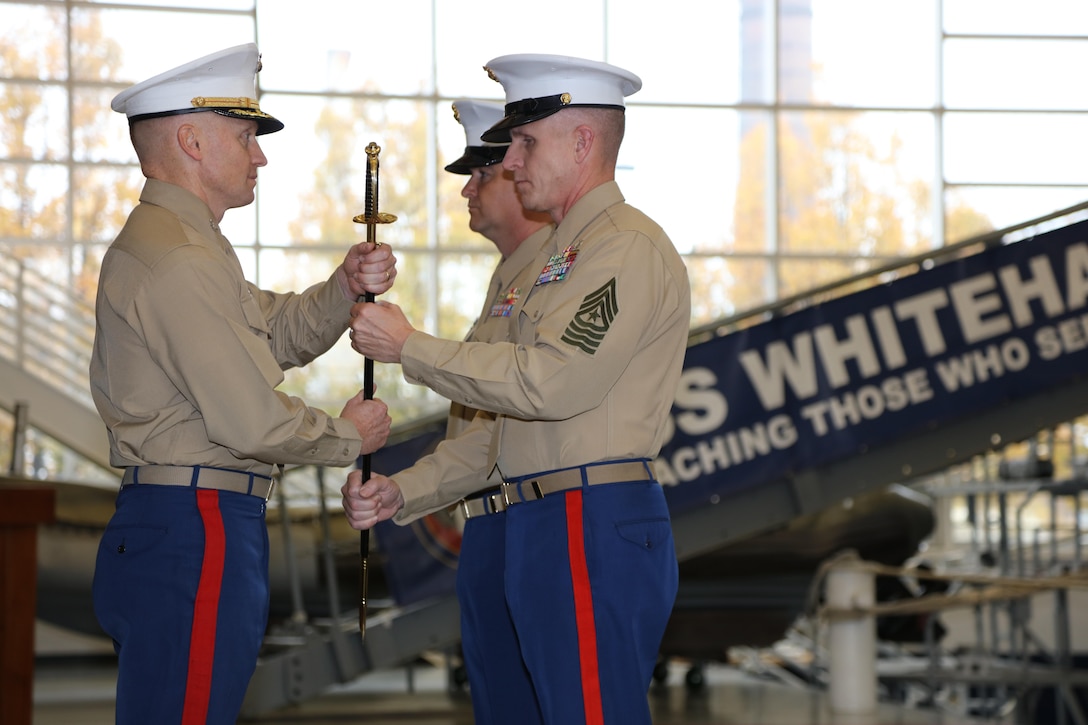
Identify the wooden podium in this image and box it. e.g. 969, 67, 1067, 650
0, 479, 56, 725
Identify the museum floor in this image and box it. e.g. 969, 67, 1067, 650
33, 654, 1016, 725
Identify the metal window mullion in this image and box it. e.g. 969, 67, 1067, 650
765, 0, 780, 304
426, 0, 440, 335
933, 0, 946, 251
65, 2, 75, 288
250, 3, 263, 283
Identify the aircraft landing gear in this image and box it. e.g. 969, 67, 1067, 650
684, 661, 706, 691
652, 657, 669, 686
650, 656, 708, 691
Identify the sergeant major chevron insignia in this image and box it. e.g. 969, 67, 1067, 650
561, 278, 618, 354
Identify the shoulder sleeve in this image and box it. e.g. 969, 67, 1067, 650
400, 230, 682, 420
251, 270, 354, 370
391, 410, 495, 524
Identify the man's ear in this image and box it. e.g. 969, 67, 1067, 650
573, 124, 594, 164
177, 122, 202, 160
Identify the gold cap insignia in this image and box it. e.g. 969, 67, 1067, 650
256, 54, 263, 73
484, 65, 498, 82
560, 93, 572, 105
452, 102, 461, 123
191, 96, 261, 110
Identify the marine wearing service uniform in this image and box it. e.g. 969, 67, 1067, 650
388, 99, 554, 721
90, 44, 390, 725
378, 56, 691, 725
91, 178, 363, 472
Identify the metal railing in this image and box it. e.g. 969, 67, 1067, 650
729, 416, 1088, 723
687, 199, 1088, 345
0, 252, 96, 409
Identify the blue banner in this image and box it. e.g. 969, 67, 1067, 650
657, 219, 1088, 516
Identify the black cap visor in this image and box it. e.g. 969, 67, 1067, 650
444, 145, 507, 175
481, 94, 625, 143
480, 94, 571, 143
212, 107, 284, 135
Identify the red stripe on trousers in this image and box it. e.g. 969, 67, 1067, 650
565, 490, 604, 725
182, 489, 227, 725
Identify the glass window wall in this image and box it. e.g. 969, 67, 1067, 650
3, 0, 1086, 426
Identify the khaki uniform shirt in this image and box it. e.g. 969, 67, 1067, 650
395, 182, 690, 522
90, 179, 362, 477
391, 226, 554, 519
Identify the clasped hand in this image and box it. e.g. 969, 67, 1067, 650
341, 468, 405, 530
348, 300, 415, 364
338, 241, 396, 299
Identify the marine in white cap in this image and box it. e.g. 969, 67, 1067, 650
351, 98, 553, 721
344, 54, 690, 725
90, 43, 395, 725
443, 98, 508, 174
444, 98, 553, 255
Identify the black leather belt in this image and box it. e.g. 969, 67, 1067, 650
121, 465, 275, 501
458, 460, 655, 519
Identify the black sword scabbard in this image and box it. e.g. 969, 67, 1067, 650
352, 142, 396, 639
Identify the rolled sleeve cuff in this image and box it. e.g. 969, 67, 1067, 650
278, 417, 361, 467
319, 270, 355, 320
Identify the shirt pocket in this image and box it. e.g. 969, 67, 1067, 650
233, 287, 283, 386
516, 295, 544, 341
239, 286, 272, 341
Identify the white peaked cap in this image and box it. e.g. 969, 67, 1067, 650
480, 53, 641, 143
454, 99, 506, 148
111, 42, 283, 135
445, 99, 507, 174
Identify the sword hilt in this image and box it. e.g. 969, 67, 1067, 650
353, 143, 398, 229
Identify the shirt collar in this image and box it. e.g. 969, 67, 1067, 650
140, 178, 223, 239
554, 180, 624, 250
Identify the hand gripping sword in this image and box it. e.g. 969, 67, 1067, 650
352, 141, 396, 638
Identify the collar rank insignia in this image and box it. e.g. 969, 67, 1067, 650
560, 278, 618, 355
535, 245, 579, 286
489, 287, 520, 317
